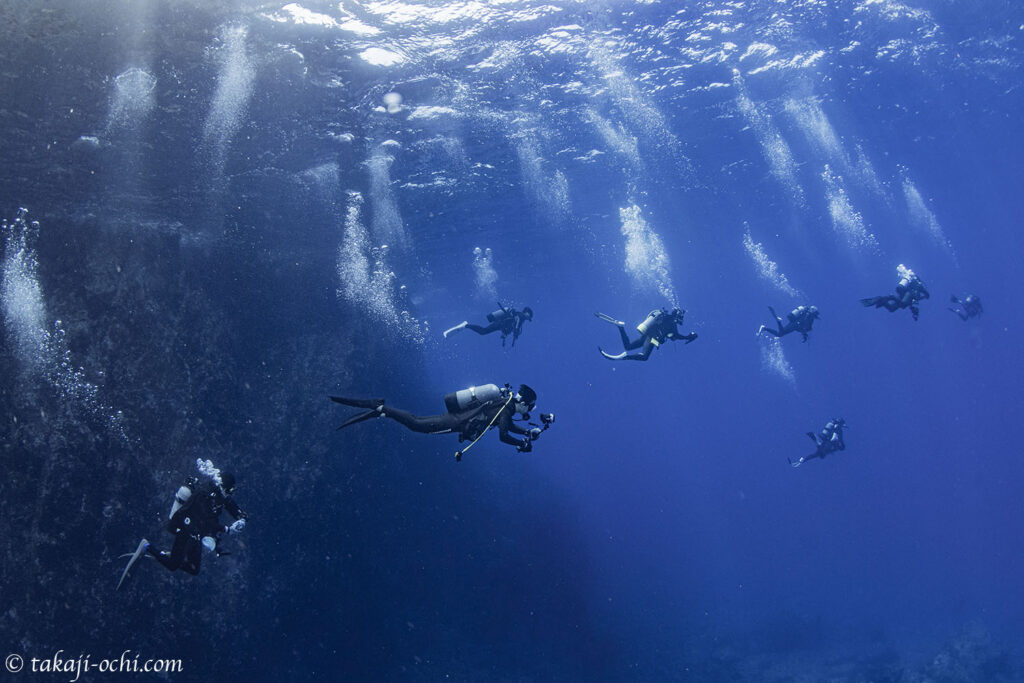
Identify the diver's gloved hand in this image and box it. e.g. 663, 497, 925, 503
517, 440, 533, 453
529, 428, 543, 439
229, 519, 246, 535
684, 332, 698, 343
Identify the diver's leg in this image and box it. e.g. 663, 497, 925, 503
768, 307, 786, 335
622, 333, 646, 351
617, 326, 635, 350
621, 338, 656, 361
382, 408, 458, 434
181, 541, 202, 576
465, 322, 502, 336
149, 534, 189, 572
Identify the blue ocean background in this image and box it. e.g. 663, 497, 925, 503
1, 0, 1022, 680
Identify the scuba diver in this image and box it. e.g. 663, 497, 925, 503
861, 264, 930, 321
443, 303, 533, 347
757, 304, 820, 342
117, 460, 247, 589
595, 307, 697, 361
789, 418, 847, 468
330, 383, 554, 461
949, 294, 983, 321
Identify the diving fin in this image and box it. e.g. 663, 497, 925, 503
330, 396, 384, 409
598, 347, 627, 361
117, 538, 149, 590
337, 407, 384, 430
443, 321, 468, 338
788, 458, 802, 468
594, 312, 625, 326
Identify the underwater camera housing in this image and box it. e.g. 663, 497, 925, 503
539, 413, 555, 426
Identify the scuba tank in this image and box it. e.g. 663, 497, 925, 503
486, 308, 510, 323
444, 383, 503, 413
169, 483, 193, 519
636, 309, 662, 335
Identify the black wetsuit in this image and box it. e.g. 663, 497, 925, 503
791, 420, 846, 467
949, 294, 982, 321
466, 307, 530, 347
332, 396, 531, 449
862, 276, 930, 320
147, 480, 246, 575
761, 306, 818, 342
602, 310, 697, 361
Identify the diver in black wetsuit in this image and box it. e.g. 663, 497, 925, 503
595, 307, 697, 361
949, 294, 983, 321
331, 383, 551, 459
861, 264, 930, 321
789, 418, 847, 468
117, 470, 247, 588
443, 304, 533, 347
757, 305, 820, 342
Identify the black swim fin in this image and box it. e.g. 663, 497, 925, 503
330, 396, 385, 409
860, 297, 880, 308
337, 408, 383, 430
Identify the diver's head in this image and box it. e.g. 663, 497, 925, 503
219, 471, 236, 495
522, 307, 534, 321
515, 383, 537, 416
671, 307, 685, 322
809, 305, 820, 318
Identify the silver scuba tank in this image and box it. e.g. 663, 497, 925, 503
169, 484, 192, 519
636, 310, 661, 335
444, 383, 502, 413
486, 308, 509, 323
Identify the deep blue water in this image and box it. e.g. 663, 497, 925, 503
2, 0, 1023, 680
